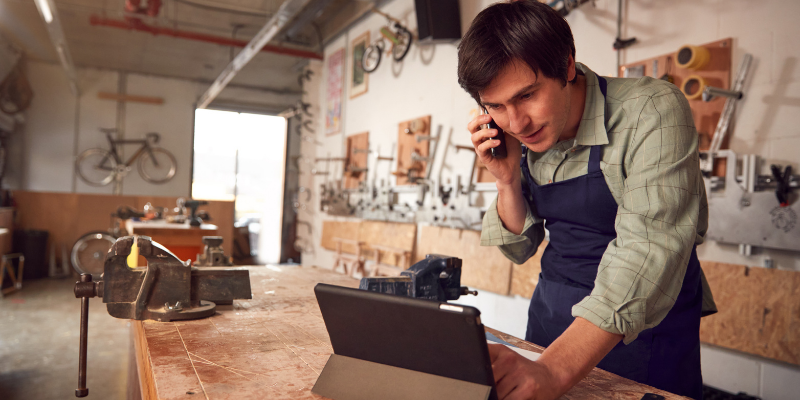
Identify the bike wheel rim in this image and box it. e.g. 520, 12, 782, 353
76, 149, 117, 186
138, 148, 177, 183
71, 233, 116, 275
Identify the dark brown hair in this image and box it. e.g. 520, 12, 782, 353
457, 0, 576, 104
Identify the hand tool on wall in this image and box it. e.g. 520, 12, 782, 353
359, 254, 477, 301
73, 236, 251, 397
771, 164, 793, 207
700, 53, 753, 174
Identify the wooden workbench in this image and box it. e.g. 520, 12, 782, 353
130, 266, 687, 400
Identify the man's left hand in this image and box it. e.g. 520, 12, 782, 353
489, 344, 565, 400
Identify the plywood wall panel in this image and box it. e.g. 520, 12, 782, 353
14, 191, 80, 255
320, 220, 360, 254
417, 225, 511, 295
344, 132, 369, 189
699, 261, 800, 365
395, 116, 431, 185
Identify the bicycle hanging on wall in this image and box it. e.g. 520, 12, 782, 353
75, 128, 177, 186
361, 8, 413, 73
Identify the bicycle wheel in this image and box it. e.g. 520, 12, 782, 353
392, 27, 413, 62
138, 147, 177, 183
71, 231, 116, 276
76, 148, 117, 186
362, 43, 383, 73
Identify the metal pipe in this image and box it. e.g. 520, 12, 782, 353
75, 274, 92, 397
616, 0, 623, 75
89, 15, 323, 60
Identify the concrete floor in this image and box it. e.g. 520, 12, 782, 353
1, 277, 129, 399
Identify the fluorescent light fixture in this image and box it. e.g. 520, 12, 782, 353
34, 0, 54, 23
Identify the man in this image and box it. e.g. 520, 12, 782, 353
457, 2, 716, 399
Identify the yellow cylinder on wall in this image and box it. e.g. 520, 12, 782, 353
675, 45, 710, 70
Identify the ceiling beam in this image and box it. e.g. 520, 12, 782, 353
33, 0, 79, 95
197, 0, 312, 109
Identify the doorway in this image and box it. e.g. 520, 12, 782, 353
192, 109, 287, 264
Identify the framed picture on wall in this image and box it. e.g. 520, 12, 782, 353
326, 47, 345, 136
349, 31, 369, 99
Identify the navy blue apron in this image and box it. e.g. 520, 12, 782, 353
521, 76, 703, 400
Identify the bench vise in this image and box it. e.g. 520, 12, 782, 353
358, 254, 477, 301
73, 235, 251, 397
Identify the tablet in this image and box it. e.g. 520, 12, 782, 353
314, 283, 497, 400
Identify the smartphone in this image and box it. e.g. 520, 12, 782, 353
482, 107, 507, 159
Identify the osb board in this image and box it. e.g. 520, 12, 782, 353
320, 219, 415, 266
699, 261, 800, 365
11, 191, 234, 263
343, 132, 368, 189
619, 38, 732, 175
320, 219, 360, 254
358, 220, 415, 251
358, 220, 416, 266
510, 240, 548, 298
416, 225, 511, 295
134, 265, 683, 400
395, 115, 431, 185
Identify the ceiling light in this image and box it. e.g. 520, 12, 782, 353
34, 0, 54, 23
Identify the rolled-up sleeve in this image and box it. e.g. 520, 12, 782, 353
481, 194, 545, 265
572, 87, 705, 344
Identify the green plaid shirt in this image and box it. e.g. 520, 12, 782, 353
481, 63, 716, 344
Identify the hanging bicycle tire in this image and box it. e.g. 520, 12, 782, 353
138, 147, 177, 183
391, 25, 413, 62
76, 148, 118, 186
362, 41, 383, 73
71, 231, 117, 276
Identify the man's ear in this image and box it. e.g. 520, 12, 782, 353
566, 55, 577, 83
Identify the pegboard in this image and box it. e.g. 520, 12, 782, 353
619, 38, 732, 155
394, 115, 431, 185
344, 132, 369, 189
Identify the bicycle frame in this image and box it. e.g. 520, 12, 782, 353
101, 132, 161, 168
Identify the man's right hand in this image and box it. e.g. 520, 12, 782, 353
468, 113, 523, 188
468, 112, 528, 235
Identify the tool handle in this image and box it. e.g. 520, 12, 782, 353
74, 274, 96, 397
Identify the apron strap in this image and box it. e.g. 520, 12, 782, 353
588, 75, 608, 174
520, 144, 532, 200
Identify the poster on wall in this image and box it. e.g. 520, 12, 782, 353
349, 31, 369, 99
326, 48, 345, 136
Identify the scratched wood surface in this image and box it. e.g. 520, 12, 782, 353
134, 266, 688, 399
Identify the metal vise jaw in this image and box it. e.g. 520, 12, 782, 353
195, 236, 233, 267
73, 236, 252, 397
358, 254, 477, 301
101, 236, 251, 321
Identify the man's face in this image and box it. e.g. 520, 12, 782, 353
479, 58, 574, 153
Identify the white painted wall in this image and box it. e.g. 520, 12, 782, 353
297, 0, 800, 398
17, 60, 298, 197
